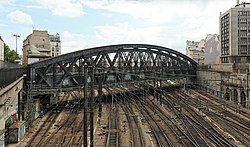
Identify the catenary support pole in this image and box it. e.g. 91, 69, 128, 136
83, 65, 88, 147
90, 66, 94, 147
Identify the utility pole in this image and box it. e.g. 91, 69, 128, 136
13, 34, 20, 54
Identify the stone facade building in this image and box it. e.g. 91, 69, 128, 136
22, 30, 61, 64
197, 63, 249, 108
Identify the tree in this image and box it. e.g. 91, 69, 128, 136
4, 43, 19, 62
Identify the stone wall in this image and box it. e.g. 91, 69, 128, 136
197, 69, 249, 108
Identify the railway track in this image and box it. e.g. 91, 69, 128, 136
104, 87, 119, 147
23, 81, 250, 147
120, 88, 175, 147
168, 89, 234, 146
119, 84, 208, 147
105, 102, 119, 147
68, 119, 84, 146
143, 96, 198, 147
163, 87, 250, 146
141, 85, 209, 146
160, 94, 210, 147
206, 109, 250, 145
195, 89, 250, 118
119, 102, 145, 147
187, 89, 250, 146
39, 99, 83, 146
42, 112, 79, 146
26, 99, 85, 146
192, 89, 250, 127
26, 102, 66, 146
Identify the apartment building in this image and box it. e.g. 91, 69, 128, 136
220, 2, 250, 63
22, 30, 61, 64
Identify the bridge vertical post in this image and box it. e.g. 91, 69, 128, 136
90, 66, 94, 147
27, 82, 34, 128
98, 75, 103, 122
83, 65, 88, 147
26, 65, 35, 129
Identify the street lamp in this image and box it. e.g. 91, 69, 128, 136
13, 34, 20, 54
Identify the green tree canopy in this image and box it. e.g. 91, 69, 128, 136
4, 43, 19, 63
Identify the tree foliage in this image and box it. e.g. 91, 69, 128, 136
4, 43, 19, 63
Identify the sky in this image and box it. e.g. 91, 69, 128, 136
0, 0, 248, 55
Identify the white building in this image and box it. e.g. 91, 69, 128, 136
186, 40, 205, 65
49, 33, 61, 57
0, 36, 4, 61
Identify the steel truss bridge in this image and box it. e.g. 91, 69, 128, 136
25, 44, 197, 127
27, 44, 197, 90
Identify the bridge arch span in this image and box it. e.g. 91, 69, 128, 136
27, 44, 197, 88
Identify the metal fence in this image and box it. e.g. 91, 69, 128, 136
0, 61, 24, 89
